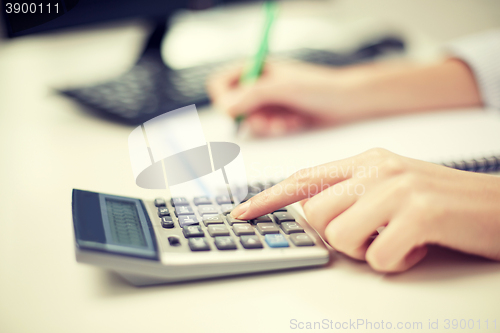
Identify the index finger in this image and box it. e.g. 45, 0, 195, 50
231, 156, 362, 220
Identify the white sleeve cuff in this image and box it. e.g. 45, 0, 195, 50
447, 29, 500, 110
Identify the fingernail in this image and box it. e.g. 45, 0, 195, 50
230, 200, 251, 219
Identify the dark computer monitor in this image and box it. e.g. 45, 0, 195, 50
2, 0, 251, 38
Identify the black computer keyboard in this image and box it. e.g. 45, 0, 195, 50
61, 36, 405, 125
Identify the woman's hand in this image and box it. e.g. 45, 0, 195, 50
207, 59, 481, 137
230, 148, 500, 272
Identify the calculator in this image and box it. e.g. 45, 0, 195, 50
72, 188, 330, 286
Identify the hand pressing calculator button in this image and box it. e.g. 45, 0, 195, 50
188, 238, 210, 251
240, 235, 263, 249
71, 189, 330, 285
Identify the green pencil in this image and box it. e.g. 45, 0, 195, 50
235, 1, 278, 132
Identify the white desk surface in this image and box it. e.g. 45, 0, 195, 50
1, 1, 500, 332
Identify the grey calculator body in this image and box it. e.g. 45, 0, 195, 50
72, 189, 330, 286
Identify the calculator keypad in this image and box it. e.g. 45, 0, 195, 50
153, 185, 317, 253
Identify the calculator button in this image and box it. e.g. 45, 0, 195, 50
161, 217, 175, 229
197, 205, 218, 215
240, 235, 263, 249
216, 195, 233, 205
175, 206, 194, 215
171, 197, 189, 206
273, 207, 287, 212
188, 238, 210, 251
251, 215, 273, 224
265, 234, 289, 248
256, 223, 280, 235
220, 204, 234, 215
233, 223, 255, 236
273, 212, 295, 224
183, 225, 205, 238
290, 233, 315, 246
193, 196, 212, 205
202, 214, 224, 226
157, 207, 170, 217
154, 198, 166, 207
178, 215, 199, 227
168, 236, 181, 246
208, 224, 230, 237
226, 216, 248, 226
281, 222, 304, 234
214, 237, 237, 250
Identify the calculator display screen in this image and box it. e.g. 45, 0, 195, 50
72, 189, 158, 260
105, 199, 147, 248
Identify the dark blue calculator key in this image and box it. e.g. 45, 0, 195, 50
175, 205, 194, 215
265, 234, 289, 248
281, 222, 304, 234
290, 233, 315, 246
188, 238, 211, 251
193, 196, 212, 206
161, 217, 174, 229
240, 235, 263, 249
214, 236, 237, 250
183, 225, 205, 238
157, 207, 170, 217
251, 215, 273, 224
154, 198, 166, 207
256, 223, 280, 235
178, 215, 199, 227
273, 212, 295, 224
216, 195, 233, 205
171, 197, 189, 206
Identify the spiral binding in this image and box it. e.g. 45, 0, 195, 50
441, 155, 500, 173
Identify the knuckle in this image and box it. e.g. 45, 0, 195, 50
365, 246, 391, 272
365, 147, 391, 160
324, 222, 348, 252
379, 157, 407, 176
